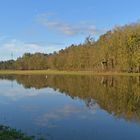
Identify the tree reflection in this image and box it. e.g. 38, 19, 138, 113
0, 75, 140, 122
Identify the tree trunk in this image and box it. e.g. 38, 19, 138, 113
135, 63, 140, 73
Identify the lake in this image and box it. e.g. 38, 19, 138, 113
0, 74, 140, 140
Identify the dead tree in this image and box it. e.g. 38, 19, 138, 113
101, 59, 108, 70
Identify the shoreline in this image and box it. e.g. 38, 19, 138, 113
0, 70, 140, 76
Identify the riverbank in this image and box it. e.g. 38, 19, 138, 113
0, 70, 140, 76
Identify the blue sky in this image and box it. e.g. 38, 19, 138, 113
0, 0, 140, 60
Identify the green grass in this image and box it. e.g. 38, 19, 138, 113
0, 125, 45, 140
0, 70, 140, 76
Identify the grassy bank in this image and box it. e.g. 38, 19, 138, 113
0, 125, 45, 140
0, 70, 140, 76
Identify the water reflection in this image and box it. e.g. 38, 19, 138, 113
0, 75, 140, 140
1, 75, 140, 122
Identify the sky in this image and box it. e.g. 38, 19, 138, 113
0, 0, 140, 60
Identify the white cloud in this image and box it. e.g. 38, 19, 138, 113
37, 13, 106, 36
35, 103, 98, 127
0, 39, 65, 60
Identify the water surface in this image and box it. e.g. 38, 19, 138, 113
0, 75, 140, 140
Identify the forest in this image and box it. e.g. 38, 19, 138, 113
0, 23, 140, 72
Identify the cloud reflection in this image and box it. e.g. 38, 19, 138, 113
35, 104, 98, 127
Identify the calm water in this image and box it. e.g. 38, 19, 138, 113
0, 75, 140, 140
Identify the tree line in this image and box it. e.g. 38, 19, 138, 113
0, 22, 140, 72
